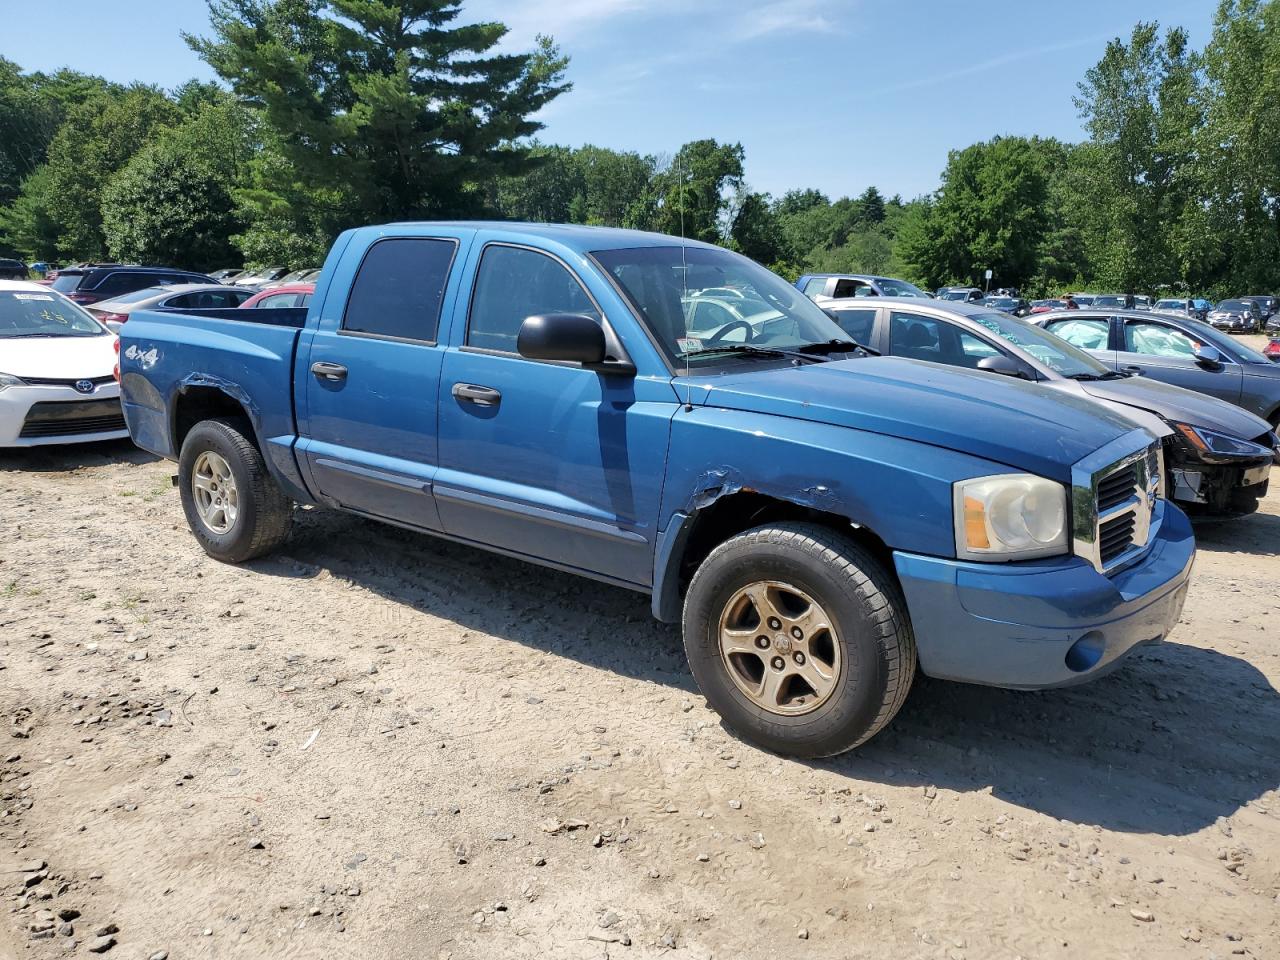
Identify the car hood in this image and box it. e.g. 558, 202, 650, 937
1077, 375, 1271, 440
1, 335, 116, 379
678, 356, 1146, 483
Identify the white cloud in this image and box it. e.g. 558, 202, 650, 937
466, 0, 845, 48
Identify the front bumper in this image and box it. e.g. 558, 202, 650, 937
0, 382, 129, 447
893, 501, 1195, 689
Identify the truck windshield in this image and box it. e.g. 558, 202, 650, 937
0, 290, 105, 338
592, 245, 854, 366
967, 311, 1111, 378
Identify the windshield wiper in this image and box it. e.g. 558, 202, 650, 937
798, 338, 880, 357
1068, 370, 1129, 381
689, 344, 829, 364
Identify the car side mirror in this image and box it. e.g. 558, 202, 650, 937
1193, 343, 1223, 369
517, 313, 609, 368
104, 320, 123, 335
976, 354, 1029, 379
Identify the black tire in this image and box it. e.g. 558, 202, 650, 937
178, 417, 292, 563
682, 522, 916, 758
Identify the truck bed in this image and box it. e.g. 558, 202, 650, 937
119, 306, 309, 499
151, 306, 309, 328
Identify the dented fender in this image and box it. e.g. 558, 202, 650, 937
650, 405, 1019, 621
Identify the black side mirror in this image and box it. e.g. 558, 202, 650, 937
977, 354, 1029, 379
517, 313, 607, 367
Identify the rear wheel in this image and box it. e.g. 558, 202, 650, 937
682, 522, 916, 758
178, 418, 292, 563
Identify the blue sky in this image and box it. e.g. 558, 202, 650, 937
4, 0, 1217, 201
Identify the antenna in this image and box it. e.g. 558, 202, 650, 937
678, 151, 693, 412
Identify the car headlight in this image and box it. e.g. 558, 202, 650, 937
1173, 422, 1274, 460
953, 474, 1069, 562
0, 372, 25, 392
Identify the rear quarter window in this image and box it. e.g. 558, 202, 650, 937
342, 238, 457, 342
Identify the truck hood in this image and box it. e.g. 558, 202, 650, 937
678, 357, 1146, 483
1077, 375, 1271, 441
1, 334, 116, 379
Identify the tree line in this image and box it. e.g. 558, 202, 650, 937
1, 0, 1277, 300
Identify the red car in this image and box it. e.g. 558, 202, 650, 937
1264, 338, 1280, 362
240, 282, 315, 309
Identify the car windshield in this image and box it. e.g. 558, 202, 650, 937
0, 290, 105, 338
986, 297, 1017, 308
1093, 296, 1125, 307
967, 311, 1109, 377
1215, 300, 1247, 311
591, 245, 854, 366
940, 290, 971, 301
875, 278, 929, 297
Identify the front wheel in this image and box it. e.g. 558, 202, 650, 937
178, 417, 292, 563
682, 522, 916, 758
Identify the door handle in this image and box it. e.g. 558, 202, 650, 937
1123, 365, 1143, 374
452, 382, 502, 406
311, 361, 348, 381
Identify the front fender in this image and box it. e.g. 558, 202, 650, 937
651, 406, 1018, 620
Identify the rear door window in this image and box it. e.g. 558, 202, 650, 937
1045, 316, 1110, 351
828, 307, 877, 343
342, 238, 457, 342
93, 272, 154, 296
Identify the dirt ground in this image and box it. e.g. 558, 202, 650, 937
1, 429, 1277, 960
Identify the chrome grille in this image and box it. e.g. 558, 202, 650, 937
1071, 430, 1162, 574
1097, 464, 1138, 513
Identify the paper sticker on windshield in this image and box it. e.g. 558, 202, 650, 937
13, 293, 54, 301
677, 337, 705, 354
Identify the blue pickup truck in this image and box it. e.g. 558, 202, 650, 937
118, 223, 1195, 757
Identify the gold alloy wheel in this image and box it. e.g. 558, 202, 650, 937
191, 450, 239, 535
717, 580, 842, 716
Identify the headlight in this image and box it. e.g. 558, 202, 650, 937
0, 373, 25, 392
1173, 423, 1274, 460
953, 474, 1069, 562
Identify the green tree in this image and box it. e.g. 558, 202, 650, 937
651, 139, 744, 243
189, 0, 570, 223
728, 190, 783, 266
41, 85, 181, 259
898, 137, 1052, 289
1073, 23, 1204, 291
1196, 0, 1280, 294
102, 139, 238, 269
0, 165, 61, 260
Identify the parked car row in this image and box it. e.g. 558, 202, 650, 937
819, 298, 1278, 516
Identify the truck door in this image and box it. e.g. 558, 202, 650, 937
433, 240, 673, 588
297, 234, 465, 530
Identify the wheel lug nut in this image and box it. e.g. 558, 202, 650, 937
771, 656, 784, 671
767, 617, 782, 630
794, 652, 806, 665
790, 626, 803, 640
755, 635, 769, 649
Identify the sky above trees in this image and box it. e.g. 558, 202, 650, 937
3, 0, 1218, 200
